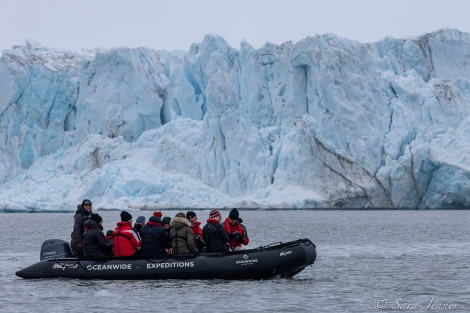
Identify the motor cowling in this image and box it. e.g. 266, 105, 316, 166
40, 239, 73, 260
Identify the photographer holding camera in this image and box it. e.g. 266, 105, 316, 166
186, 211, 206, 251
224, 208, 249, 251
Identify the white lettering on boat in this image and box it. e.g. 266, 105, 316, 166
236, 255, 258, 265
53, 263, 79, 270
280, 250, 292, 256
86, 264, 132, 271
146, 262, 194, 269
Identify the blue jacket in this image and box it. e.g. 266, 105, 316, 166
140, 216, 167, 255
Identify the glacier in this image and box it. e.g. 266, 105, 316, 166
1, 29, 470, 211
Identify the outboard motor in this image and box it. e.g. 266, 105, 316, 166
40, 239, 73, 260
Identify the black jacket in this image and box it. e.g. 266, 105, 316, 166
70, 205, 92, 256
83, 219, 112, 258
140, 216, 167, 255
203, 219, 230, 253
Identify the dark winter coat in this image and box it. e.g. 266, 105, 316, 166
70, 205, 92, 257
169, 217, 198, 254
203, 218, 230, 253
140, 216, 167, 255
83, 219, 112, 258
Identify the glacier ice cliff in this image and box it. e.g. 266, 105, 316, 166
1, 29, 470, 211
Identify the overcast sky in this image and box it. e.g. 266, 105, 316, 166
2, 0, 470, 52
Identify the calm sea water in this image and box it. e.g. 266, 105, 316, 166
1, 210, 469, 313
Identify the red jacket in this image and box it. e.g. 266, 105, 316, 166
190, 221, 203, 238
112, 221, 142, 257
190, 221, 204, 249
224, 218, 249, 248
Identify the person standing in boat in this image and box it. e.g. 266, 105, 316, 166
70, 199, 93, 257
224, 208, 249, 251
83, 213, 112, 258
140, 211, 167, 255
169, 212, 198, 255
202, 210, 230, 253
112, 211, 142, 257
186, 211, 206, 250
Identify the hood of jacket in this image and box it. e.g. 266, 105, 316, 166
170, 216, 191, 229
148, 215, 162, 224
75, 204, 92, 216
84, 219, 102, 230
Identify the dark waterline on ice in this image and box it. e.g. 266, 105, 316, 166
1, 207, 469, 213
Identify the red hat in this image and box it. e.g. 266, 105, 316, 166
209, 210, 221, 219
153, 211, 162, 218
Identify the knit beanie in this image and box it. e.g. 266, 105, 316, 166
120, 211, 133, 221
136, 216, 146, 224
186, 211, 196, 219
161, 217, 171, 226
229, 208, 239, 220
209, 210, 221, 219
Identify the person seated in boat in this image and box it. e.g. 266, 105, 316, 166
161, 216, 172, 253
71, 199, 93, 257
202, 210, 230, 253
186, 211, 206, 251
224, 208, 249, 251
105, 229, 114, 252
112, 211, 142, 257
169, 212, 198, 255
83, 213, 112, 258
140, 211, 167, 256
133, 216, 146, 234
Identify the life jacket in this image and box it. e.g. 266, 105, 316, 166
112, 221, 142, 257
224, 218, 249, 248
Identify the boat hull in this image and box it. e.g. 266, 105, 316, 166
16, 238, 316, 280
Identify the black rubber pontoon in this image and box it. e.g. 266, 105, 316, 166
16, 238, 316, 280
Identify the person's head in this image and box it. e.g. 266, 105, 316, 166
175, 212, 185, 218
186, 211, 197, 225
91, 213, 103, 225
228, 208, 239, 225
120, 211, 133, 223
209, 210, 222, 222
82, 199, 92, 211
134, 216, 145, 232
161, 216, 171, 230
135, 216, 146, 225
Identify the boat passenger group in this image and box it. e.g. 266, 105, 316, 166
70, 199, 249, 258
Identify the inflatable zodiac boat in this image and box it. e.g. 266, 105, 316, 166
16, 238, 316, 280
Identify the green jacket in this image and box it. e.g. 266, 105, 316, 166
169, 217, 198, 254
